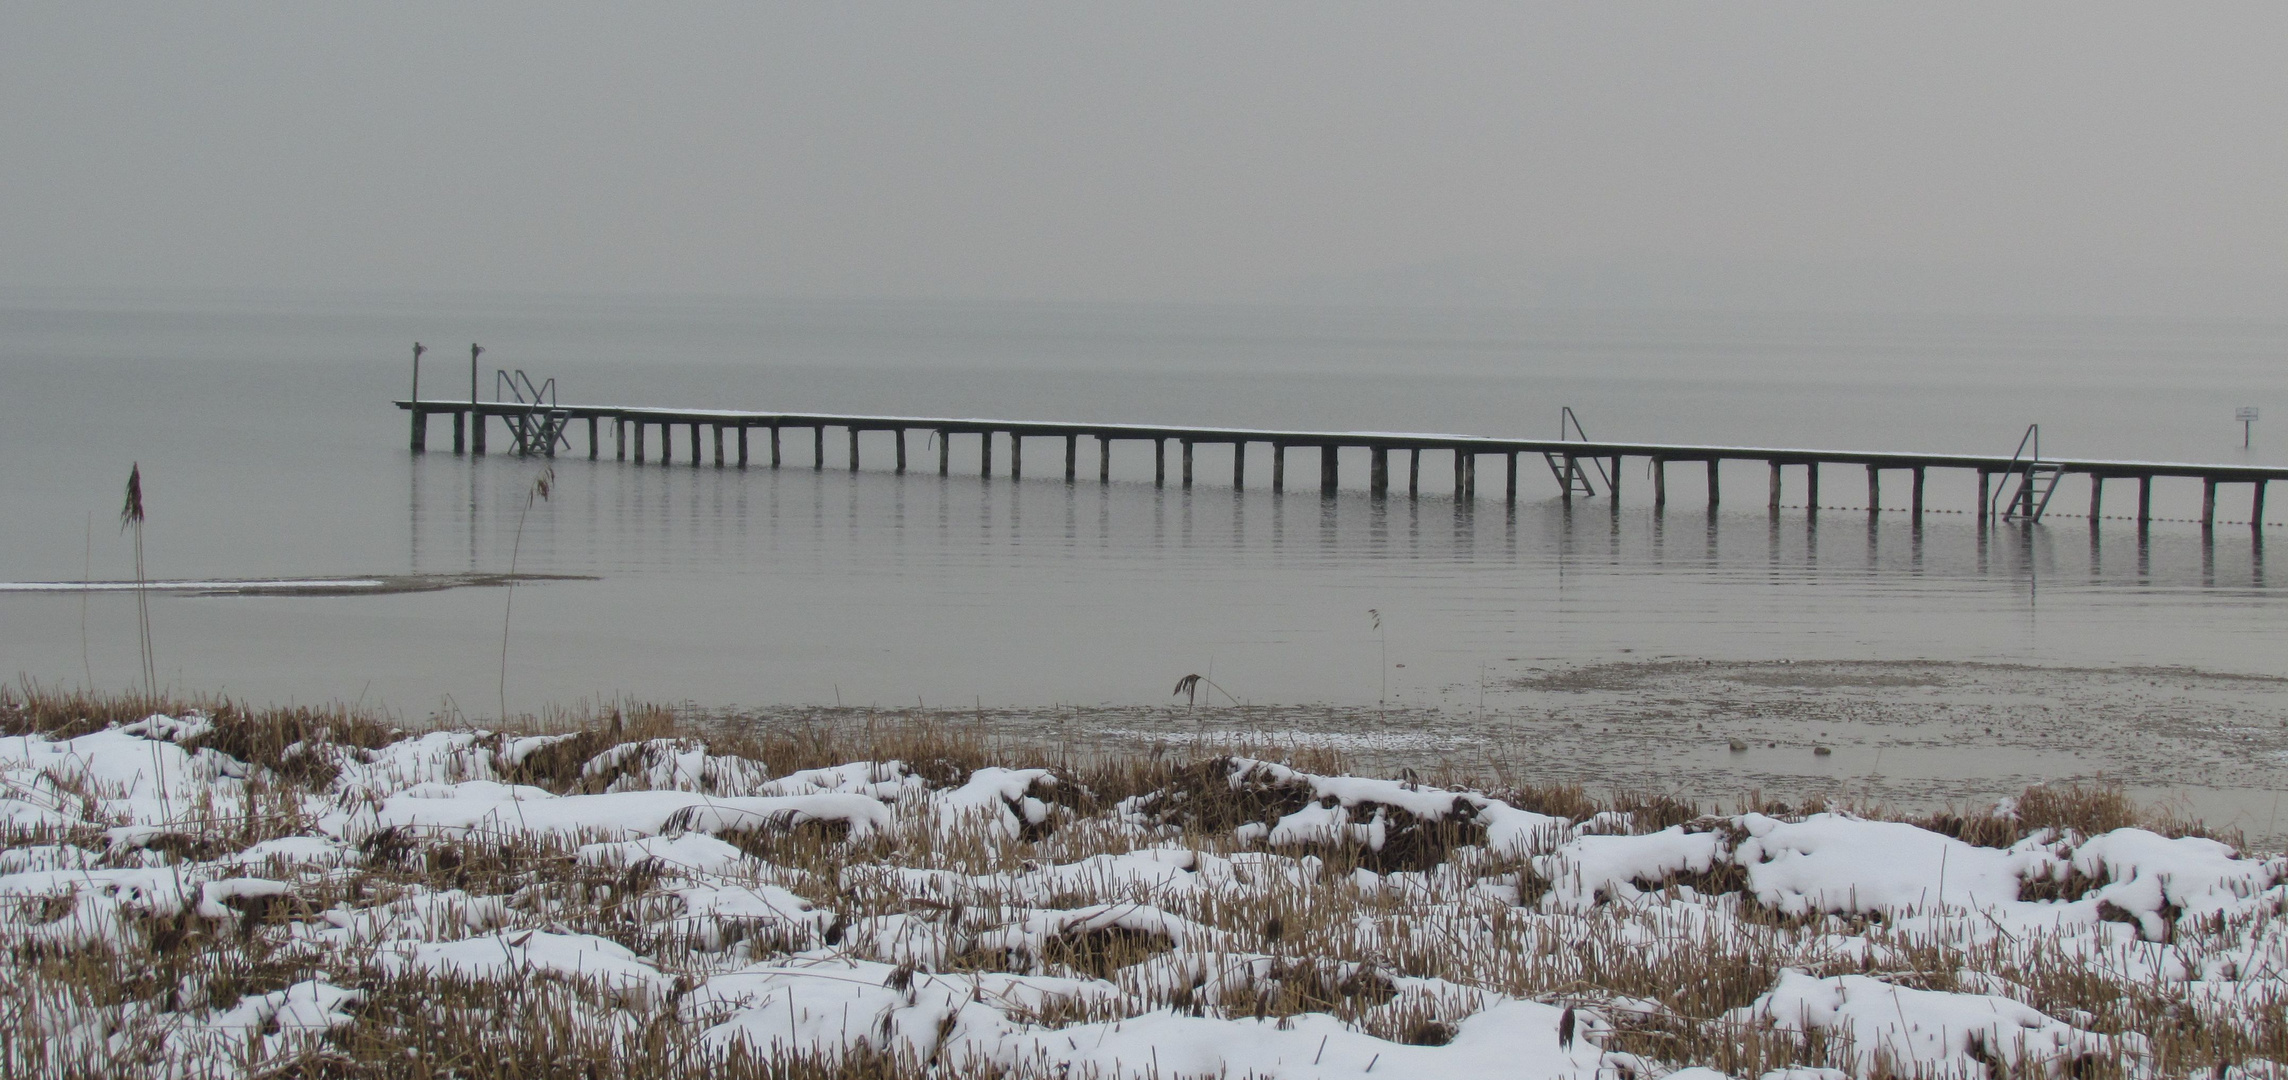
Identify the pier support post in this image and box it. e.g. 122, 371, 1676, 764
897, 429, 907, 474
849, 427, 861, 472
813, 426, 825, 472
1653, 458, 1667, 510
690, 422, 701, 467
634, 422, 646, 463
1805, 462, 1819, 511
588, 416, 598, 460
1453, 451, 1467, 498
1180, 440, 1192, 488
1409, 450, 1420, 499
1100, 437, 1111, 483
1507, 453, 1519, 505
411, 408, 426, 452
1272, 445, 1285, 492
714, 425, 725, 468
1707, 460, 1721, 508
1065, 435, 1077, 482
660, 423, 671, 465
2088, 475, 2102, 522
1233, 442, 1245, 488
1866, 465, 1879, 514
982, 432, 994, 478
1609, 456, 1622, 505
1371, 448, 1389, 496
771, 425, 782, 469
2138, 475, 2151, 529
1768, 462, 1782, 510
472, 411, 486, 455
1011, 434, 1022, 480
2256, 481, 2269, 531
937, 430, 949, 476
615, 418, 625, 462
738, 425, 749, 467
2203, 478, 2218, 530
1977, 471, 1990, 525
1911, 467, 1925, 522
1320, 445, 1339, 497
453, 411, 465, 454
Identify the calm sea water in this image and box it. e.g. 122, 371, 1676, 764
2, 288, 2284, 721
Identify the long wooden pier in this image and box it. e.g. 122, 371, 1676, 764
396, 399, 2285, 530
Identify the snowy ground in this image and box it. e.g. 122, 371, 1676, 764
4, 707, 2285, 1078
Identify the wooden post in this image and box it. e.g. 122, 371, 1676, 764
937, 429, 949, 476
1707, 460, 1721, 507
897, 429, 908, 474
1462, 453, 1477, 500
2088, 475, 2103, 522
1805, 462, 1819, 511
1608, 455, 1621, 503
849, 427, 860, 472
1065, 434, 1077, 482
1453, 450, 1467, 498
714, 424, 726, 468
813, 426, 825, 472
2203, 478, 2217, 529
469, 343, 482, 452
2255, 481, 2269, 531
1233, 442, 1245, 488
588, 415, 598, 460
1560, 456, 1575, 506
614, 418, 626, 461
1507, 453, 1519, 505
659, 422, 670, 465
1100, 437, 1111, 483
738, 425, 749, 468
410, 407, 427, 452
1370, 448, 1388, 496
1272, 445, 1284, 492
1011, 434, 1022, 480
1154, 439, 1165, 487
771, 425, 783, 469
1977, 471, 1990, 524
1866, 465, 1879, 514
983, 431, 994, 478
2138, 475, 2152, 528
1653, 458, 1667, 510
1911, 467, 1925, 522
1768, 462, 1782, 510
634, 421, 646, 463
1180, 440, 1192, 488
1320, 445, 1338, 496
472, 408, 487, 455
689, 422, 701, 467
2020, 472, 2035, 517
1408, 449, 1420, 499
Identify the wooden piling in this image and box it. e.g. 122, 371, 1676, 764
659, 422, 670, 465
1099, 437, 1111, 483
453, 411, 465, 454
714, 424, 725, 468
2088, 475, 2102, 522
2138, 475, 2152, 528
897, 429, 907, 474
2255, 481, 2269, 531
689, 422, 701, 467
1409, 450, 1419, 499
615, 418, 625, 461
1768, 462, 1782, 510
771, 426, 782, 469
1653, 458, 1667, 509
1609, 455, 1622, 504
1011, 434, 1022, 480
1453, 450, 1467, 498
472, 411, 486, 455
1180, 440, 1192, 489
1977, 471, 1989, 524
1154, 439, 1165, 487
1065, 434, 1077, 482
1321, 445, 1338, 497
1233, 442, 1245, 488
1866, 465, 1879, 514
411, 407, 427, 452
738, 425, 749, 468
1370, 448, 1389, 496
2203, 478, 2217, 529
1272, 445, 1285, 492
1707, 460, 1721, 507
1507, 453, 1519, 505
634, 421, 646, 463
937, 429, 949, 476
1911, 467, 1924, 521
588, 415, 599, 460
849, 427, 860, 472
983, 432, 995, 478
813, 426, 825, 472
1805, 462, 1819, 511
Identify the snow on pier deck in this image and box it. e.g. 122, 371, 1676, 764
396, 399, 2285, 529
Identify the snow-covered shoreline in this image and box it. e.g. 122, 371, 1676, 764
4, 707, 2281, 1078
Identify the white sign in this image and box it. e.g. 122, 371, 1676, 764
2239, 406, 2260, 422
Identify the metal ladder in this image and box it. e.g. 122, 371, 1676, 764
1543, 406, 1610, 498
495, 369, 571, 457
1992, 423, 2064, 523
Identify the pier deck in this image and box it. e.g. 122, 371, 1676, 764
397, 399, 2285, 530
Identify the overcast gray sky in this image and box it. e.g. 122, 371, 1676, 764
4, 4, 2283, 316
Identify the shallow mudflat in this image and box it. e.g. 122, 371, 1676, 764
5, 695, 2285, 1078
